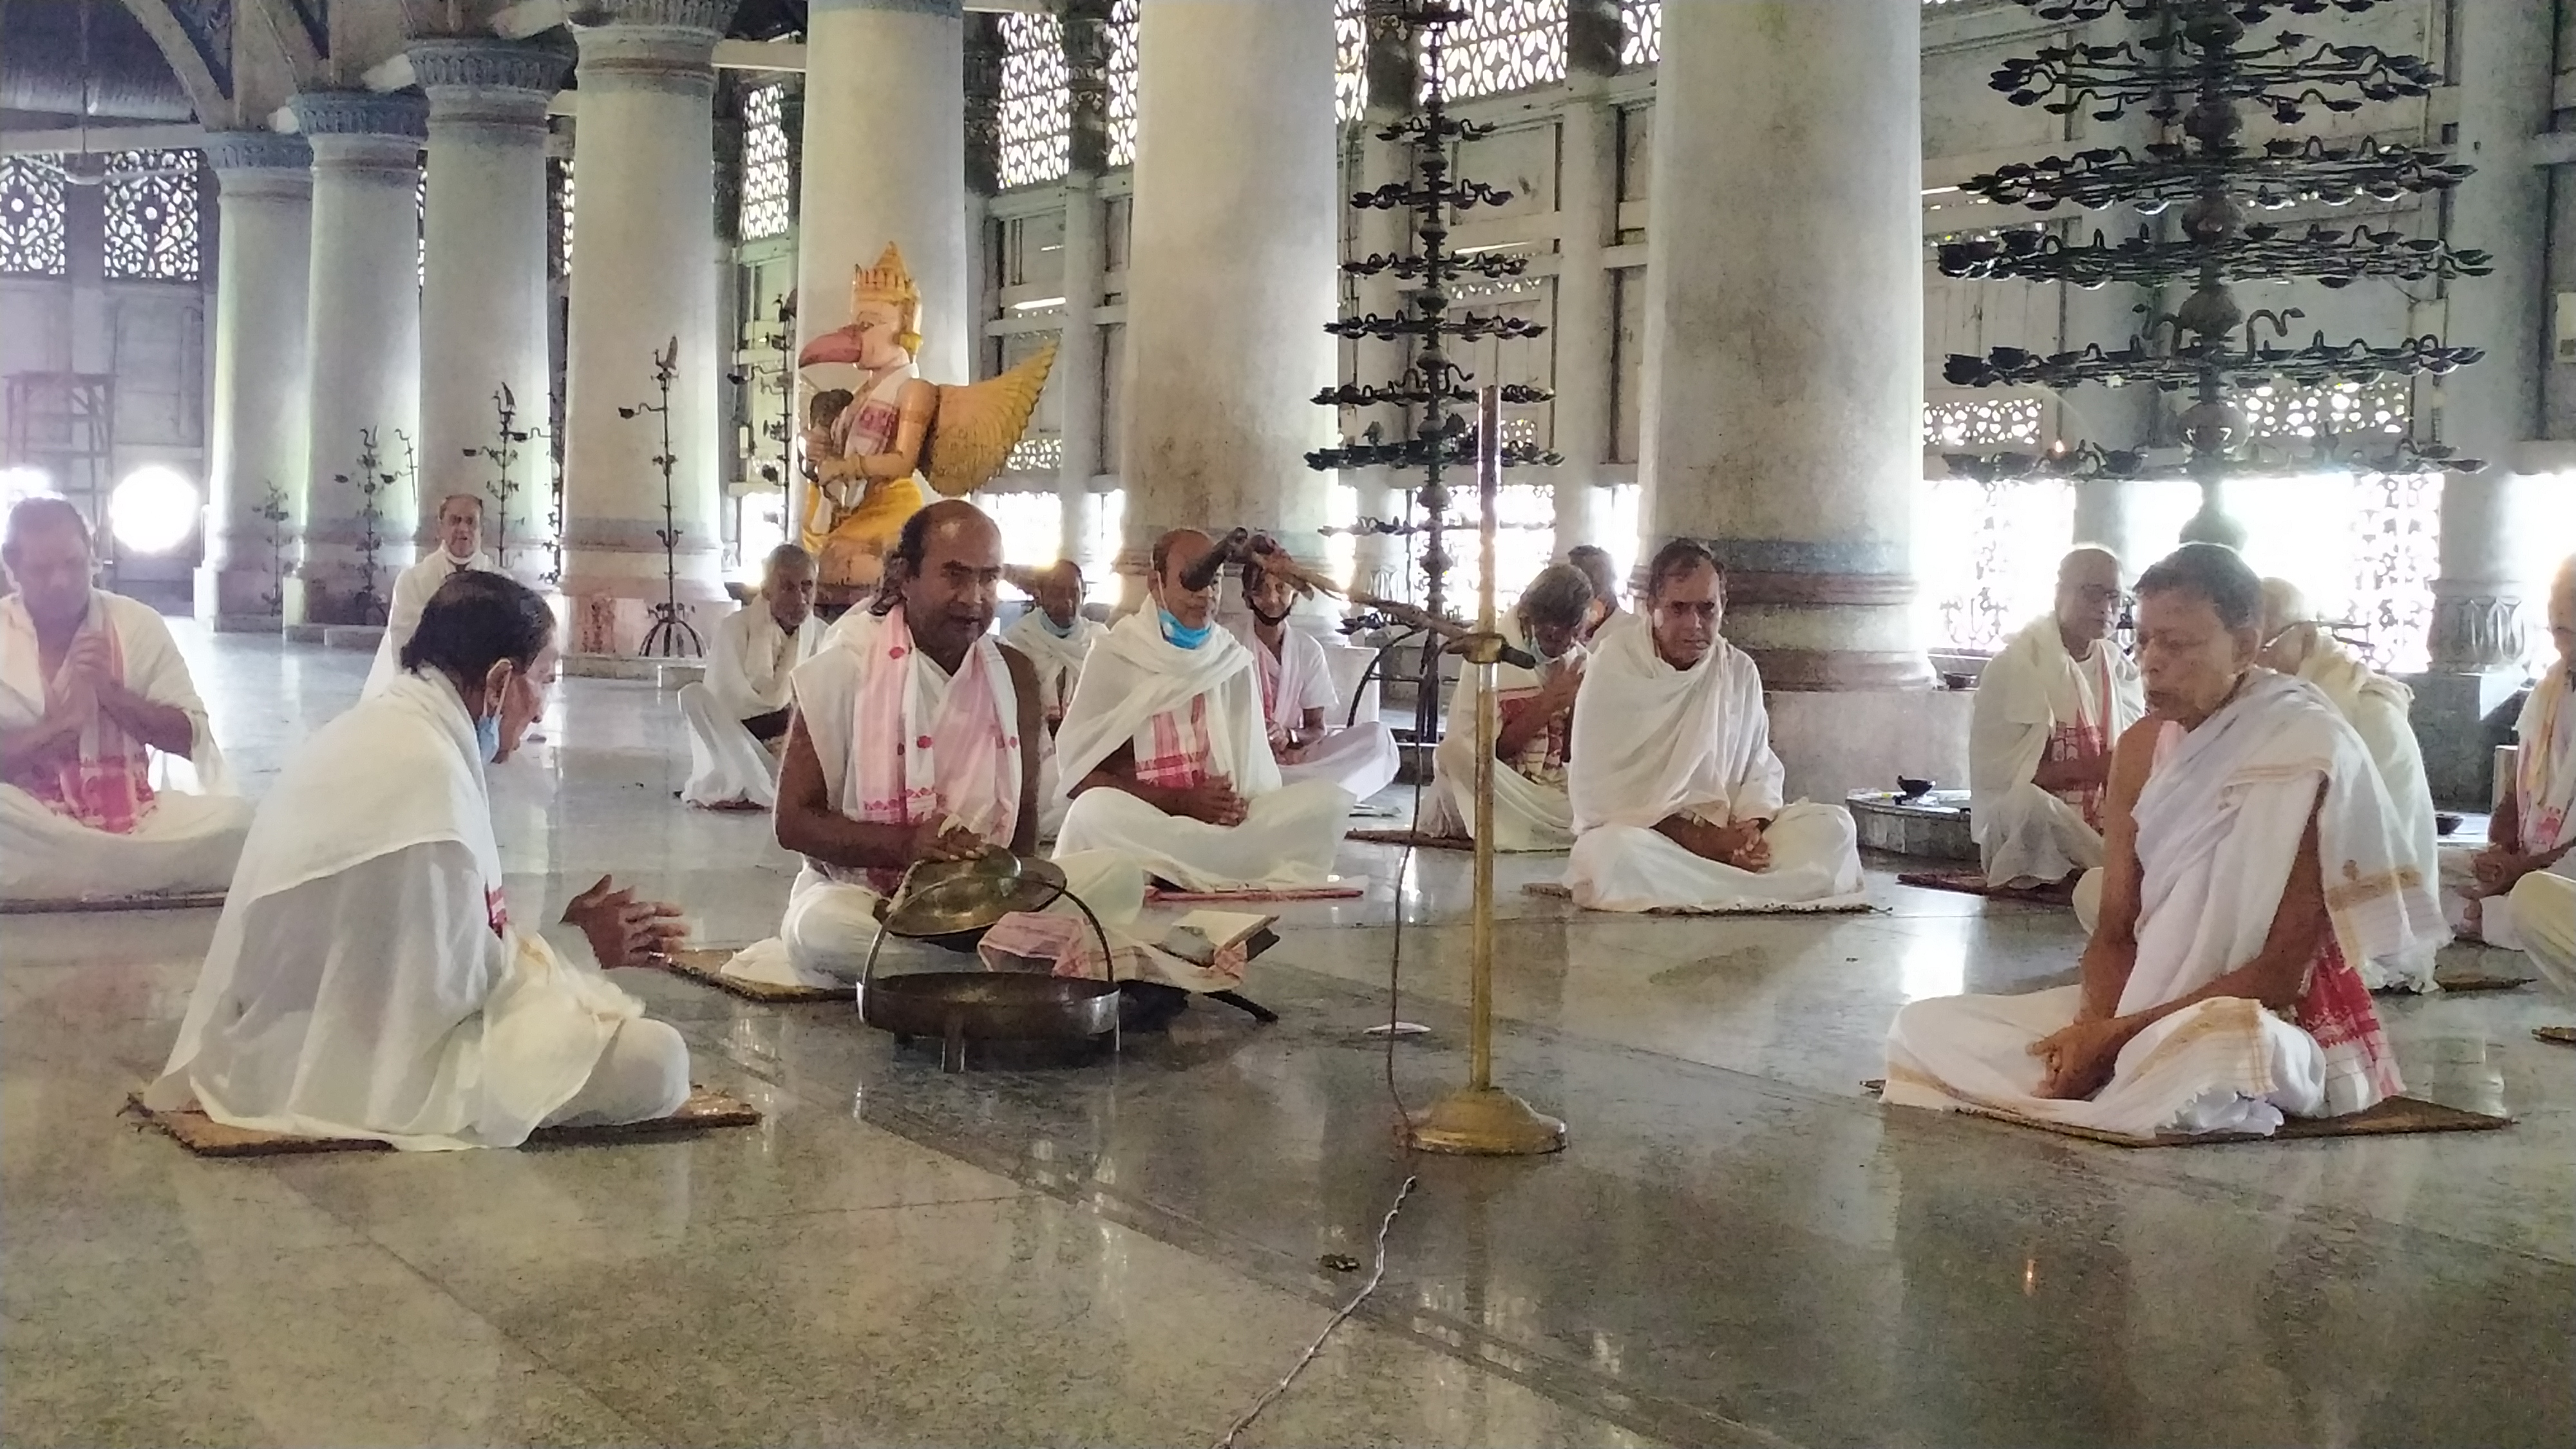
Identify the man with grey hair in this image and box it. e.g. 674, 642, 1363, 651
678, 542, 822, 810
365, 493, 495, 699
1425, 563, 1593, 849
1970, 546, 2143, 893
0, 497, 251, 901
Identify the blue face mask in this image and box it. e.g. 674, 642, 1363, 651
475, 710, 502, 763
1159, 608, 1213, 650
1041, 611, 1076, 638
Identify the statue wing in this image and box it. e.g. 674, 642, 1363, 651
922, 341, 1058, 499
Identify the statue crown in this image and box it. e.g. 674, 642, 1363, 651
853, 243, 918, 310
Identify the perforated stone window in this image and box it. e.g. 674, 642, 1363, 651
1427, 0, 1567, 100
1108, 0, 1142, 166
0, 156, 68, 278
999, 12, 1071, 189
1922, 397, 2045, 450
102, 149, 202, 282
2239, 379, 2409, 442
1620, 0, 1658, 67
1336, 0, 1368, 121
740, 84, 791, 240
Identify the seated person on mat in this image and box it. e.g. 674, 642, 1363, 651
2450, 555, 2576, 965
1050, 528, 1352, 893
147, 571, 694, 1150
1423, 562, 1592, 850
1561, 538, 1862, 912
1229, 547, 1399, 803
999, 560, 1104, 734
1969, 547, 2141, 894
724, 502, 1236, 995
363, 493, 496, 699
677, 543, 822, 810
1885, 544, 2438, 1139
1, 497, 251, 904
2257, 576, 2441, 992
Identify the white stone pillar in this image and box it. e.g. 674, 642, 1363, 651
1057, 171, 1108, 574
2410, 0, 2554, 807
1640, 0, 1929, 693
412, 38, 568, 585
560, 1, 733, 654
1549, 80, 1616, 562
290, 92, 426, 626
1117, 0, 1339, 602
197, 131, 312, 630
795, 0, 969, 384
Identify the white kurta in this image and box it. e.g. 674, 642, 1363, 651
1887, 674, 2436, 1137
1231, 618, 1400, 803
1969, 616, 2144, 886
1425, 638, 1584, 851
721, 619, 1227, 992
1052, 611, 1352, 891
0, 591, 251, 901
2478, 665, 2576, 958
146, 672, 688, 1150
2289, 639, 2440, 991
1561, 626, 1862, 911
363, 549, 496, 699
677, 601, 823, 808
999, 607, 1104, 722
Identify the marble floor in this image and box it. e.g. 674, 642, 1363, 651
5, 626, 2571, 1448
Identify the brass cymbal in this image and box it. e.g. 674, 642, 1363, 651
881, 853, 1068, 940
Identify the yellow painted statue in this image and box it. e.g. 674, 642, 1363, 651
797, 243, 1054, 594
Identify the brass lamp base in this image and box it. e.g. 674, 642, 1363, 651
1401, 1086, 1567, 1156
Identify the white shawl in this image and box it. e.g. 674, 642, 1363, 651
707, 599, 822, 718
999, 608, 1104, 716
2514, 662, 2574, 854
0, 589, 229, 794
1567, 623, 1782, 833
2283, 630, 2439, 906
2125, 672, 2438, 1028
1230, 618, 1342, 735
1969, 614, 2141, 828
364, 549, 495, 699
147, 671, 639, 1149
1052, 609, 1280, 799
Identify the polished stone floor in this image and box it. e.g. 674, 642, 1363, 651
5, 626, 2571, 1447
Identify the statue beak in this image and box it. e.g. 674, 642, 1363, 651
797, 327, 864, 368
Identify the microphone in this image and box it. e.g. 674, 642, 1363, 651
1177, 527, 1250, 594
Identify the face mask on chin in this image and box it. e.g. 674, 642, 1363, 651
1040, 612, 1076, 638
1249, 605, 1293, 630
1159, 607, 1213, 650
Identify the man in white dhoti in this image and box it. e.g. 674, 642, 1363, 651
363, 493, 495, 699
724, 502, 1235, 994
1970, 547, 2143, 893
0, 498, 251, 902
999, 561, 1103, 731
2458, 556, 2576, 965
1231, 549, 1399, 802
1886, 544, 2436, 1137
1051, 529, 1354, 892
1562, 539, 1863, 911
1424, 563, 1592, 849
2257, 577, 2441, 991
148, 571, 694, 1149
677, 544, 822, 810
1568, 544, 1628, 641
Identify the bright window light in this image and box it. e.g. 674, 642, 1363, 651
109, 466, 198, 554
0, 465, 57, 510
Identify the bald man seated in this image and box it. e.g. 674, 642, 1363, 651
1969, 547, 2144, 891
0, 498, 252, 902
999, 560, 1105, 838
2256, 578, 2440, 991
365, 493, 497, 699
677, 544, 823, 810
1050, 528, 1354, 893
2456, 556, 2576, 986
721, 503, 1236, 994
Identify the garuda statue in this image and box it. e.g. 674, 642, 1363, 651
796, 243, 1056, 590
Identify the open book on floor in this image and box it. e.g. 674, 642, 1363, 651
1159, 909, 1280, 967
